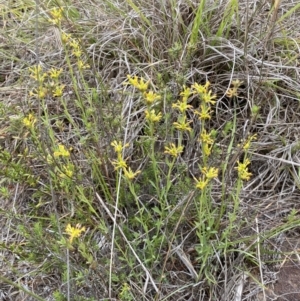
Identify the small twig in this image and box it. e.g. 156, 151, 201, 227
255, 216, 266, 301
264, 0, 282, 50
96, 192, 159, 294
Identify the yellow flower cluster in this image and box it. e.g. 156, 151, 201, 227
111, 140, 141, 181
53, 144, 71, 158
59, 163, 74, 179
235, 158, 252, 181
60, 32, 89, 69
126, 75, 162, 124
29, 65, 47, 83
23, 113, 37, 129
28, 65, 65, 99
195, 167, 219, 190
171, 86, 194, 133
65, 223, 86, 244
145, 109, 162, 123
46, 144, 75, 183
126, 75, 149, 92
192, 81, 216, 120
164, 143, 184, 158
239, 134, 257, 151
49, 7, 64, 25
199, 129, 215, 157
226, 79, 243, 98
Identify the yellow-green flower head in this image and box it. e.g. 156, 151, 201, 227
111, 157, 127, 170
111, 141, 129, 156
52, 85, 65, 97
195, 177, 209, 190
29, 87, 48, 99
72, 48, 82, 58
201, 90, 217, 105
23, 113, 37, 128
226, 88, 238, 98
54, 144, 70, 158
77, 60, 90, 70
240, 134, 257, 151
50, 7, 64, 25
126, 75, 149, 92
199, 129, 214, 145
235, 158, 252, 181
49, 68, 63, 79
123, 167, 141, 180
164, 143, 184, 158
59, 164, 74, 178
111, 140, 123, 153
65, 223, 85, 244
203, 143, 212, 156
226, 79, 243, 98
29, 65, 47, 82
194, 104, 211, 120
192, 81, 210, 95
202, 167, 218, 179
232, 79, 243, 89
172, 99, 193, 113
173, 119, 192, 132
145, 109, 162, 123
69, 39, 79, 49
143, 91, 161, 105
61, 32, 72, 44
180, 86, 192, 100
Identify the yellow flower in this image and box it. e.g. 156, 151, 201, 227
226, 88, 238, 98
192, 81, 210, 95
54, 144, 70, 158
126, 75, 149, 92
59, 164, 74, 178
145, 109, 162, 123
173, 116, 192, 132
226, 79, 243, 98
49, 68, 63, 79
194, 104, 211, 120
29, 87, 48, 99
202, 167, 218, 179
111, 140, 124, 153
164, 143, 184, 158
172, 99, 192, 113
77, 60, 90, 70
65, 223, 85, 244
123, 167, 141, 180
232, 79, 243, 89
46, 154, 53, 164
111, 157, 128, 170
61, 32, 72, 44
180, 86, 192, 101
72, 48, 82, 58
195, 177, 209, 190
69, 39, 79, 49
50, 7, 64, 25
235, 158, 252, 181
29, 65, 47, 82
203, 143, 212, 156
52, 85, 65, 97
199, 129, 214, 145
23, 113, 37, 128
201, 90, 217, 105
240, 134, 257, 151
143, 91, 161, 105
119, 283, 131, 300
